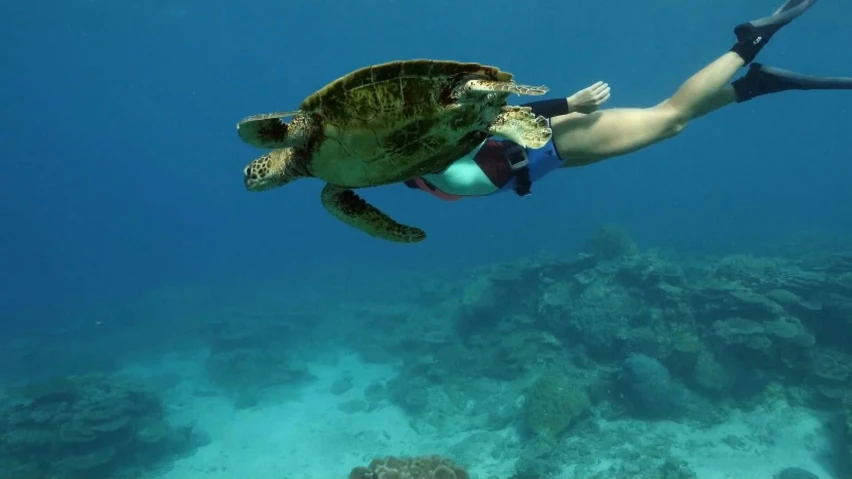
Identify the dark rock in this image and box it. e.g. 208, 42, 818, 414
775, 466, 819, 479
330, 377, 353, 395
619, 353, 684, 419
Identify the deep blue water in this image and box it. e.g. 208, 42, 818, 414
1, 0, 851, 330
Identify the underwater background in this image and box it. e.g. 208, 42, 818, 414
2, 0, 852, 478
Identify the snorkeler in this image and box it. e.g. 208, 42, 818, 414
404, 0, 852, 200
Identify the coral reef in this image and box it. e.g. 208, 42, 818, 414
350, 455, 468, 479
588, 457, 697, 479
0, 374, 203, 479
204, 318, 315, 408
581, 224, 639, 261
523, 374, 591, 438
363, 226, 852, 477
13, 225, 852, 479
843, 396, 852, 475
432, 226, 852, 414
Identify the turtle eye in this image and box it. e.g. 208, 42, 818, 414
243, 166, 251, 177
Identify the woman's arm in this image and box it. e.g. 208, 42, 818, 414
522, 81, 611, 117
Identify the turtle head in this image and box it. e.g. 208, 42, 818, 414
243, 149, 308, 191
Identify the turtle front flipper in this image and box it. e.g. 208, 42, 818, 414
320, 184, 426, 243
488, 106, 552, 149
236, 110, 306, 149
456, 79, 549, 98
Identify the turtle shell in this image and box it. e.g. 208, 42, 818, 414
298, 59, 514, 187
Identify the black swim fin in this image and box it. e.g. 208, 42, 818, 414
731, 0, 819, 64
732, 63, 852, 103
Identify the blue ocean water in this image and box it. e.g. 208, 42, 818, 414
1, 1, 852, 478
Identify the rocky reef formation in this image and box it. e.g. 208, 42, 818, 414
350, 455, 468, 479
0, 374, 205, 479
5, 226, 851, 479
843, 396, 852, 475
523, 373, 590, 438
353, 227, 852, 478
203, 315, 318, 408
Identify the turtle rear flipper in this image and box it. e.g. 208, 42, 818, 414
321, 184, 426, 243
237, 110, 303, 149
488, 106, 552, 149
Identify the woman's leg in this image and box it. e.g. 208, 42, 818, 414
551, 0, 821, 166
551, 52, 743, 166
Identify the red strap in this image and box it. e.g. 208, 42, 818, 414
412, 177, 463, 201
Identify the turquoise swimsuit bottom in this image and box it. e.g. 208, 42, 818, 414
411, 119, 564, 199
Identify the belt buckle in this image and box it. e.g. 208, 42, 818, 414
503, 143, 529, 170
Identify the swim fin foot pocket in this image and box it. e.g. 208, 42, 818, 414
730, 0, 819, 64
732, 63, 852, 103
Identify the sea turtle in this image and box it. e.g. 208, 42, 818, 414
237, 59, 552, 243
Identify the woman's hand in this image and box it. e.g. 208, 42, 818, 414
567, 81, 611, 114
